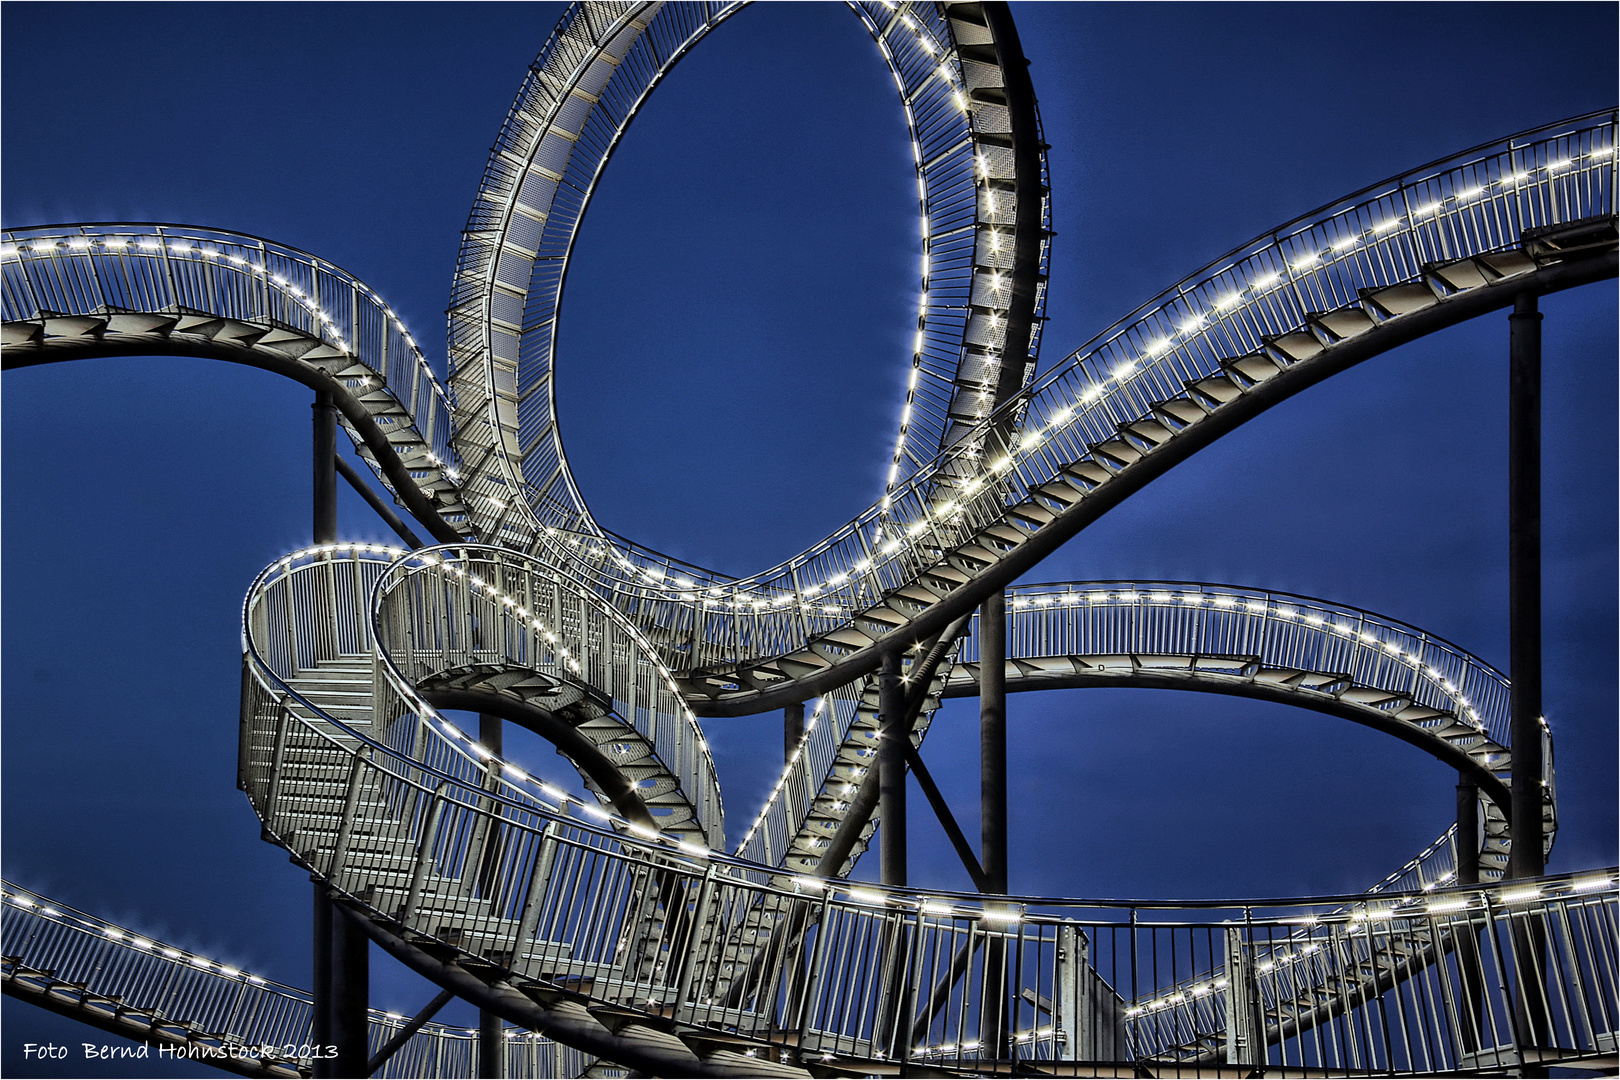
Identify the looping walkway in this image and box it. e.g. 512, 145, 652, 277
1, 2, 1615, 1074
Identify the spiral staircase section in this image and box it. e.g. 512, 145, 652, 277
3, 1, 1618, 1075
240, 592, 1619, 1077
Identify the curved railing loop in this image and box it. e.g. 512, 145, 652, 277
0, 222, 472, 543
655, 115, 1615, 705
733, 577, 1554, 902
0, 884, 591, 1079
449, 0, 1052, 547
439, 111, 1614, 719
370, 544, 724, 846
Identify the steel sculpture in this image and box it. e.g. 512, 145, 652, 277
3, 2, 1617, 1077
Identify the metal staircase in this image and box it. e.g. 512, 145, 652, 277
1, 2, 1616, 1071
223, 542, 1613, 1076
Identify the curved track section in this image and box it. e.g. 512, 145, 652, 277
247, 546, 721, 849
373, 545, 724, 845
5, 125, 1611, 731
1, 34, 1614, 1070
239, 586, 1620, 1080
735, 575, 1551, 892
237, 540, 1598, 1076
948, 580, 1552, 874
449, 0, 1051, 546
0, 883, 589, 1079
0, 224, 471, 545
470, 111, 1615, 718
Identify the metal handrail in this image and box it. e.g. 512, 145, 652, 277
458, 112, 1615, 687
242, 627, 1620, 1073
0, 222, 470, 535
733, 577, 1549, 886
0, 883, 589, 1078
0, 222, 450, 409
369, 544, 725, 846
3, 81, 1610, 1080
236, 547, 1534, 911
235, 534, 1616, 1073
9, 114, 1610, 702
449, 1, 1051, 548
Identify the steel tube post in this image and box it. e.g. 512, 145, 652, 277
479, 713, 503, 758
479, 1009, 505, 1078
478, 712, 506, 1077
979, 592, 1010, 1060
1508, 292, 1544, 880
311, 386, 338, 1077
879, 647, 907, 887
313, 391, 337, 545
1457, 779, 1480, 886
784, 701, 804, 765
1505, 292, 1553, 1064
512, 823, 557, 976
980, 592, 1008, 894
1453, 778, 1487, 1051
330, 903, 370, 1079
312, 887, 333, 1079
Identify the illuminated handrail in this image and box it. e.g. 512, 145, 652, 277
0, 884, 589, 1078
239, 620, 1620, 1076
370, 545, 725, 846
238, 540, 1611, 1073
242, 545, 717, 852
10, 113, 1609, 712
735, 577, 1552, 890
451, 1, 1051, 549
1, 24, 1609, 1071
5, 115, 1610, 693
0, 223, 470, 534
467, 112, 1615, 692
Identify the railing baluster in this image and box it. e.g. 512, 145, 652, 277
402, 784, 449, 924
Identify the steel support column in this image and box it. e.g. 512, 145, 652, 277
879, 648, 906, 887
784, 701, 804, 765
978, 592, 1010, 1060
1455, 777, 1485, 1053
1508, 292, 1552, 1066
1508, 292, 1544, 880
311, 388, 340, 1078
980, 592, 1008, 894
479, 1010, 505, 1078
312, 887, 333, 1079
330, 902, 370, 1078
479, 713, 503, 758
313, 391, 337, 546
1457, 778, 1480, 886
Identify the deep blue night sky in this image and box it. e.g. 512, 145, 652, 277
3, 3, 1615, 1074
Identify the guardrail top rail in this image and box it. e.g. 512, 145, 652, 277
0, 883, 587, 1079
